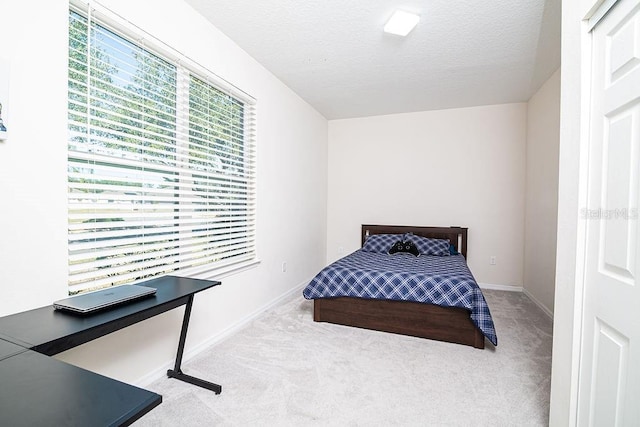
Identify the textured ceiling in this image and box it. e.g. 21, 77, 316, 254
185, 0, 561, 120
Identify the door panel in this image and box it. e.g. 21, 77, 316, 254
590, 319, 629, 425
601, 110, 637, 281
579, 0, 640, 425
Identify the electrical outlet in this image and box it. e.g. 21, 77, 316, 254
490, 256, 496, 266
282, 262, 287, 273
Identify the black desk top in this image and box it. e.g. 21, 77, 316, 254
0, 338, 27, 361
0, 349, 161, 427
0, 275, 219, 355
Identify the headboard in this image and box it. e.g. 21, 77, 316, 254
361, 225, 468, 259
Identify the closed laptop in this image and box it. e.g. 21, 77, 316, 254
53, 284, 156, 314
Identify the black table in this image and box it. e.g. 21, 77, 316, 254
0, 275, 221, 426
0, 344, 162, 427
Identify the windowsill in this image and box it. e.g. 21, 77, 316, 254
186, 258, 262, 282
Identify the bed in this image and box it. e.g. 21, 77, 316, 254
303, 225, 497, 349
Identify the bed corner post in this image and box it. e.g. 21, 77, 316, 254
361, 227, 370, 246
449, 226, 468, 259
460, 228, 468, 259
313, 299, 322, 322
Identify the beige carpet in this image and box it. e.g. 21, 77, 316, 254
135, 290, 552, 426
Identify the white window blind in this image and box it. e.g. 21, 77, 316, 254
68, 8, 256, 293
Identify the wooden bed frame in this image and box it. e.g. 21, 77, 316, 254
313, 225, 485, 349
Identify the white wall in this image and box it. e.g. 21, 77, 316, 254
0, 1, 69, 313
524, 68, 561, 316
550, 0, 588, 424
327, 103, 527, 287
0, 0, 328, 386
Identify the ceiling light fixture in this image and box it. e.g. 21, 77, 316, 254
384, 10, 420, 36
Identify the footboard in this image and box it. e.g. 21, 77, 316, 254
314, 297, 485, 349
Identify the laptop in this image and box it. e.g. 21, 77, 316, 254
53, 284, 157, 314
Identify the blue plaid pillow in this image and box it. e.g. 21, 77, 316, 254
361, 234, 403, 253
403, 234, 451, 256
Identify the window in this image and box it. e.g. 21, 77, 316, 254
68, 7, 256, 293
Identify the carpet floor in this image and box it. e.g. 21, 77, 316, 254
135, 290, 553, 426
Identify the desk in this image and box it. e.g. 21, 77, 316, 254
0, 345, 161, 427
0, 337, 27, 361
0, 275, 221, 426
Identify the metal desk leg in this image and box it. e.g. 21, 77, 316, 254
166, 295, 222, 394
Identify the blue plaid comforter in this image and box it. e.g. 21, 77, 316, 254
303, 250, 497, 346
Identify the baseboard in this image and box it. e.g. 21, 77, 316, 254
135, 278, 311, 388
479, 282, 554, 319
522, 288, 554, 320
478, 282, 523, 292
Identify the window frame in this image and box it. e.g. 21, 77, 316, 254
67, 2, 258, 294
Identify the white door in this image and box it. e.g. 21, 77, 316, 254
578, 0, 640, 425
